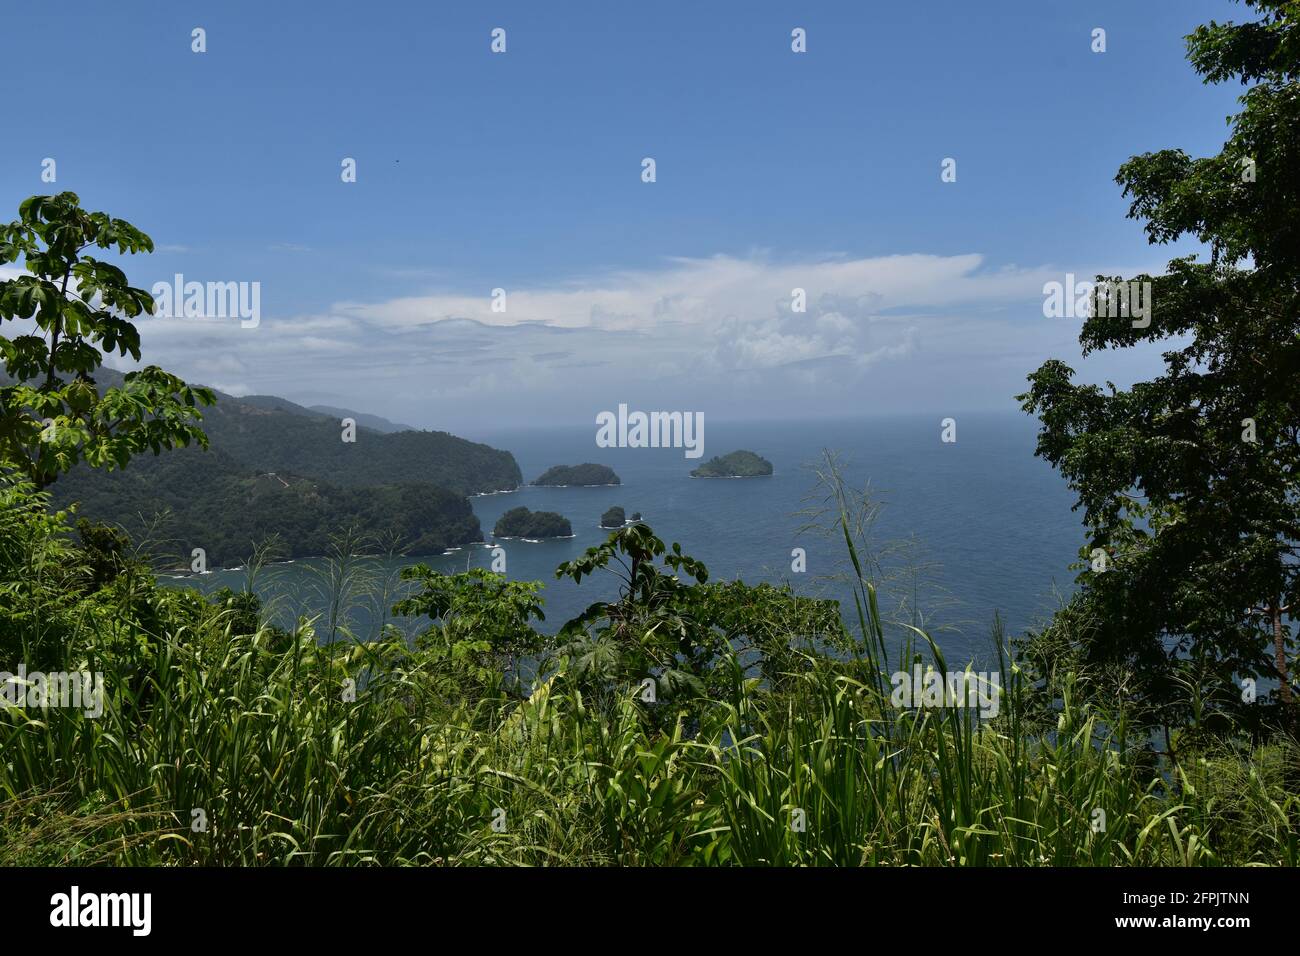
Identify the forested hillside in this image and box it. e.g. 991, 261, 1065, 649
33, 369, 515, 565
50, 443, 484, 566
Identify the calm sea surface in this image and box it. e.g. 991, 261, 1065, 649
175, 413, 1085, 667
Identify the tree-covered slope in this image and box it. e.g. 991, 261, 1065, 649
32, 369, 512, 565
50, 445, 482, 566
194, 389, 521, 494
308, 404, 417, 433
10, 367, 523, 495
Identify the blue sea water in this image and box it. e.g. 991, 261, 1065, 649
185, 413, 1085, 666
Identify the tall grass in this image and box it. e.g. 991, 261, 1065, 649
1, 504, 1296, 866
3, 625, 1294, 865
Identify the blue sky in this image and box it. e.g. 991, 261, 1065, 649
3, 0, 1248, 431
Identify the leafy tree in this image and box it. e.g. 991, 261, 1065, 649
1019, 0, 1300, 732
0, 475, 82, 667
75, 518, 132, 590
393, 566, 545, 697
554, 524, 841, 715
555, 524, 716, 703
0, 192, 214, 488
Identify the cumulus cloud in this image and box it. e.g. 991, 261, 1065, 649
1, 253, 1171, 430
333, 252, 1052, 332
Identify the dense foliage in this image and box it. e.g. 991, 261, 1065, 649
493, 506, 573, 539
1019, 0, 1300, 735
690, 449, 773, 478
0, 193, 214, 489
2, 485, 1296, 867
532, 463, 620, 486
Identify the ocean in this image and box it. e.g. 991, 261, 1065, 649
178, 412, 1085, 666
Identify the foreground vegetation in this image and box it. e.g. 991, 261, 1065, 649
1, 474, 1295, 866
1020, 0, 1300, 735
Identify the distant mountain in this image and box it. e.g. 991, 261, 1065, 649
40, 369, 522, 565
193, 396, 520, 494
237, 395, 333, 418
53, 369, 522, 494
308, 405, 417, 434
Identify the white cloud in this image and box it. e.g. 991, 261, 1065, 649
3, 252, 1176, 429
333, 252, 1056, 333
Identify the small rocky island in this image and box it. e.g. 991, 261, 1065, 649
532, 463, 621, 486
494, 506, 573, 539
690, 450, 774, 478
600, 506, 626, 528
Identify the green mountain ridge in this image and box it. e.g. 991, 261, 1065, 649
39, 369, 519, 565
238, 395, 416, 433
185, 385, 520, 494
308, 404, 417, 433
